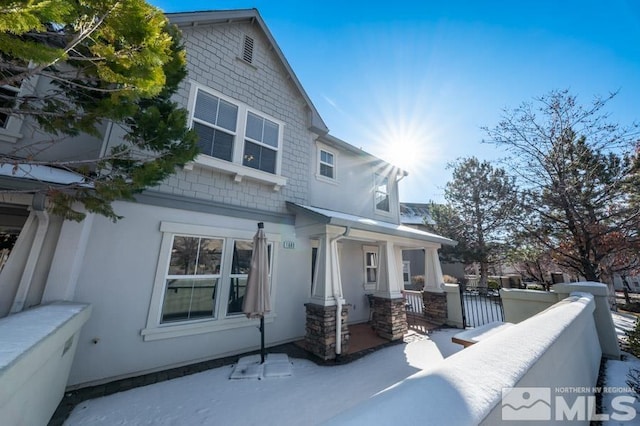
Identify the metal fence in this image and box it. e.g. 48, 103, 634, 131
459, 285, 504, 328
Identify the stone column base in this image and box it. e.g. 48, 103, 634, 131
303, 303, 350, 360
371, 297, 407, 340
423, 291, 447, 324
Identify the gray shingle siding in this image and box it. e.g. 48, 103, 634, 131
153, 21, 313, 214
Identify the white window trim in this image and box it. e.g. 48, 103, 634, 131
315, 143, 337, 184
374, 173, 392, 216
141, 221, 281, 341
184, 82, 286, 191
363, 245, 379, 292
0, 76, 36, 144
402, 260, 411, 286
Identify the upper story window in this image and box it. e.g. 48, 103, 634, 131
319, 148, 335, 179
0, 85, 19, 129
187, 84, 286, 189
244, 112, 279, 173
374, 173, 390, 212
192, 91, 238, 161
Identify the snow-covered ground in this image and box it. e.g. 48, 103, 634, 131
64, 313, 640, 425
603, 311, 640, 425
64, 329, 462, 426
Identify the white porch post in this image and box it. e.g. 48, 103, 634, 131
310, 234, 332, 304
376, 241, 403, 299
42, 213, 95, 303
424, 247, 445, 293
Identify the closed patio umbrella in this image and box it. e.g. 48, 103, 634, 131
242, 222, 271, 363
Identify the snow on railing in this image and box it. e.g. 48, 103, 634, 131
0, 302, 91, 426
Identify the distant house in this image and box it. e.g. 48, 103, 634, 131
400, 202, 462, 288
0, 9, 454, 389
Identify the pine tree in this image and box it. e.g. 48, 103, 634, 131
429, 157, 520, 289
0, 0, 198, 220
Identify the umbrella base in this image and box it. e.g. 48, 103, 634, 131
229, 353, 292, 380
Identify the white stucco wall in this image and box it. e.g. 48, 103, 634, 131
339, 241, 371, 325
502, 282, 621, 359
66, 200, 312, 387
0, 302, 91, 426
308, 141, 402, 223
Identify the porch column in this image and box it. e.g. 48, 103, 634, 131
375, 242, 403, 298
309, 235, 333, 304
422, 246, 447, 325
371, 241, 406, 340
42, 212, 95, 303
423, 247, 444, 292
304, 231, 349, 359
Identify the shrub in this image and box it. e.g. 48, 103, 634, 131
626, 318, 640, 358
488, 280, 500, 290
411, 275, 424, 291
443, 274, 459, 284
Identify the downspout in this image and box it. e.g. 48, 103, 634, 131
330, 226, 350, 356
10, 193, 49, 313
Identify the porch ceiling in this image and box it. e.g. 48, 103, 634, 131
286, 202, 456, 247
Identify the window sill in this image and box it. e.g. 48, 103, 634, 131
141, 313, 276, 341
315, 173, 338, 185
0, 128, 22, 144
364, 283, 376, 292
186, 154, 287, 191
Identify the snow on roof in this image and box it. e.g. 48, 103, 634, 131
400, 202, 435, 225
0, 164, 87, 186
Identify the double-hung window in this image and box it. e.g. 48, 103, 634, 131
374, 173, 390, 212
0, 85, 19, 129
319, 149, 335, 179
188, 85, 285, 188
192, 90, 238, 161
363, 246, 379, 291
144, 222, 277, 341
243, 112, 279, 173
161, 236, 223, 323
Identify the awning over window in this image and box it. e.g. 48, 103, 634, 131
286, 202, 456, 246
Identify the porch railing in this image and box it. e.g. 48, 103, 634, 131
403, 290, 424, 316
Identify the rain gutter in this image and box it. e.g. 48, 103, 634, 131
330, 226, 350, 356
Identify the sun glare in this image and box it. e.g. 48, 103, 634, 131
375, 120, 431, 173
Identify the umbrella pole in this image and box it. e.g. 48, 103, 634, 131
260, 316, 265, 364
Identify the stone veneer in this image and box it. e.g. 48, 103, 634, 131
371, 297, 407, 340
303, 303, 350, 360
423, 290, 447, 324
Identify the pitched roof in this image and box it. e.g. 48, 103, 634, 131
287, 202, 455, 246
166, 9, 328, 135
400, 202, 435, 225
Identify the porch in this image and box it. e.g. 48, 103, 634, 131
286, 203, 456, 361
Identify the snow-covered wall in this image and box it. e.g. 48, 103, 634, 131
325, 293, 601, 426
502, 282, 621, 359
444, 283, 463, 328
0, 302, 91, 426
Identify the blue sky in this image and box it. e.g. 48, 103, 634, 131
152, 0, 640, 203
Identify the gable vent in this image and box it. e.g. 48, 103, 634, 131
242, 35, 254, 64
